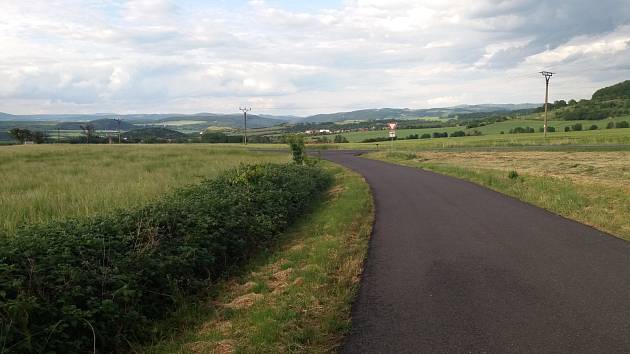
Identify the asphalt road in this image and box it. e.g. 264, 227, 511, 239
320, 150, 630, 354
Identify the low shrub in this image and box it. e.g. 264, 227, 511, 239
432, 132, 448, 138
420, 133, 431, 139
387, 152, 416, 160
572, 123, 583, 131
589, 124, 598, 130
0, 164, 332, 353
333, 135, 349, 143
449, 130, 466, 137
508, 170, 519, 179
616, 121, 629, 128
509, 127, 535, 134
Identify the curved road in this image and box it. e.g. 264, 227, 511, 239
320, 150, 630, 354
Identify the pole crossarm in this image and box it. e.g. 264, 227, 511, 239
239, 107, 252, 145
540, 71, 554, 79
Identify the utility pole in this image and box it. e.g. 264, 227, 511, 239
239, 107, 251, 145
114, 118, 122, 144
540, 71, 554, 137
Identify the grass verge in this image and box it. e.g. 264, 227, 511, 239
368, 151, 630, 241
140, 161, 373, 353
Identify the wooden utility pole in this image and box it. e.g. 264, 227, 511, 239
540, 71, 554, 137
239, 107, 251, 145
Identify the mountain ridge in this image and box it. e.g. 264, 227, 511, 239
0, 104, 540, 125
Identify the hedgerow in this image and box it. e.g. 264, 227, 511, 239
0, 163, 332, 353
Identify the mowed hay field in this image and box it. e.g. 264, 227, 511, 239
370, 150, 630, 240
0, 145, 289, 234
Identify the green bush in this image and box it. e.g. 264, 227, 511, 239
508, 170, 519, 179
572, 123, 583, 131
432, 132, 448, 138
0, 164, 332, 353
607, 121, 615, 129
449, 131, 466, 137
420, 133, 431, 139
589, 124, 598, 130
616, 121, 629, 128
509, 126, 535, 134
333, 135, 349, 143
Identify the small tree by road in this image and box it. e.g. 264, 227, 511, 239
287, 135, 305, 164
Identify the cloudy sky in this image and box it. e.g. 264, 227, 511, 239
1, 0, 630, 115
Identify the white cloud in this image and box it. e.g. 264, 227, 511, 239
525, 26, 630, 65
0, 0, 629, 115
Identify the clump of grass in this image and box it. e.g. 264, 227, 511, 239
508, 170, 519, 179
386, 151, 416, 160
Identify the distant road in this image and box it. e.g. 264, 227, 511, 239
321, 150, 630, 354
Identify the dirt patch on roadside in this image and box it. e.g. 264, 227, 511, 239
224, 293, 263, 310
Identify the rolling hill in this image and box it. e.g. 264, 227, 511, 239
151, 114, 286, 129
121, 127, 187, 141
56, 118, 138, 131
592, 80, 630, 100
301, 104, 539, 123
539, 80, 630, 120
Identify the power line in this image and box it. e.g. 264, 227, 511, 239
239, 107, 252, 145
540, 71, 554, 137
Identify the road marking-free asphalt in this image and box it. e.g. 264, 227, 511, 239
321, 150, 630, 354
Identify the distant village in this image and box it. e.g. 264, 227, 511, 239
303, 127, 378, 135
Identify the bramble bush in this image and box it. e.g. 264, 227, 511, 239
0, 163, 332, 353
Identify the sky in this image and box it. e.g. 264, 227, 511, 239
1, 0, 630, 116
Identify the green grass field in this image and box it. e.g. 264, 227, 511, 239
337, 126, 460, 142
470, 116, 630, 135
335, 116, 630, 143
0, 144, 289, 234
314, 126, 630, 151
